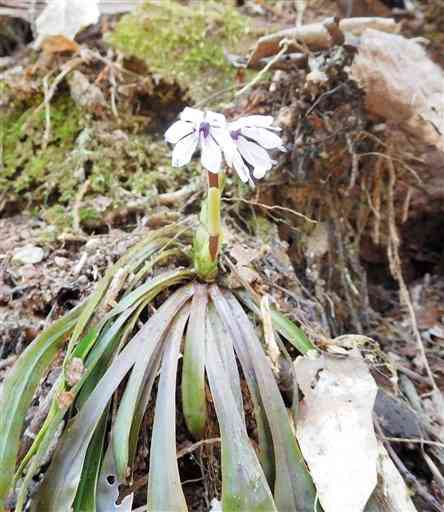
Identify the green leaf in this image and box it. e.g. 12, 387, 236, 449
0, 305, 81, 508
207, 304, 244, 417
32, 288, 186, 512
223, 291, 317, 512
209, 286, 274, 485
206, 313, 277, 512
66, 230, 182, 357
270, 309, 315, 355
181, 283, 208, 438
237, 291, 316, 355
72, 408, 109, 512
108, 268, 193, 317
147, 305, 191, 512
112, 284, 194, 481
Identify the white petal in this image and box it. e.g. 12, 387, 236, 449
230, 115, 279, 130
241, 126, 285, 150
253, 166, 268, 179
165, 120, 194, 143
180, 107, 204, 125
232, 151, 253, 185
200, 133, 222, 173
211, 126, 237, 167
171, 132, 199, 167
237, 136, 273, 177
206, 110, 226, 128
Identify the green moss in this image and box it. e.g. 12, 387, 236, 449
0, 96, 82, 204
109, 0, 250, 100
0, 91, 194, 234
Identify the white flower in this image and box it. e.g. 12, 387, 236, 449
164, 107, 233, 174
226, 115, 286, 185
164, 108, 285, 185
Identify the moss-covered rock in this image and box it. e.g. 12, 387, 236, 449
109, 0, 250, 100
0, 92, 195, 233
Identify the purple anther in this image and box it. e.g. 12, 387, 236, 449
199, 121, 210, 138
230, 129, 241, 141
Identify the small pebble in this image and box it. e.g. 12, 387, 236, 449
13, 245, 44, 265
54, 256, 70, 269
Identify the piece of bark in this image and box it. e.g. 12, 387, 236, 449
247, 17, 398, 67
336, 0, 392, 18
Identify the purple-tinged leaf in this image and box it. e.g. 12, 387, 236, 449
112, 284, 194, 481
147, 305, 191, 512
34, 284, 194, 512
206, 314, 277, 512
209, 285, 274, 484
222, 291, 317, 512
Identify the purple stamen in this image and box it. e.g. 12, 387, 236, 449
230, 129, 241, 141
199, 121, 210, 138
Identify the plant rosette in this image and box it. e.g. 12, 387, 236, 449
0, 107, 319, 512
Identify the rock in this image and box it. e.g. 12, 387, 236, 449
54, 256, 70, 268
13, 245, 44, 265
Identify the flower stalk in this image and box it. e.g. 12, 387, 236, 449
207, 171, 221, 261
165, 107, 285, 280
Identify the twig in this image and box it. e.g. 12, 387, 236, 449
24, 57, 84, 142
130, 438, 221, 496
236, 40, 289, 97
375, 419, 443, 512
397, 364, 431, 385
176, 437, 221, 459
223, 197, 316, 224
72, 179, 90, 233
385, 152, 440, 398
381, 436, 444, 449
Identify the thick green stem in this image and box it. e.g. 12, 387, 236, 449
193, 170, 222, 282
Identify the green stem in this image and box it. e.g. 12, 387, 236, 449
193, 170, 222, 281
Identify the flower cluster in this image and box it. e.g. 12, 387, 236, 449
165, 107, 285, 185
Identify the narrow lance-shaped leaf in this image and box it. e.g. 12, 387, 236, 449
205, 314, 277, 512
147, 305, 191, 512
112, 284, 195, 481
32, 338, 139, 511
34, 284, 193, 512
236, 291, 315, 354
222, 290, 317, 512
209, 286, 274, 485
72, 408, 109, 512
207, 305, 245, 419
0, 304, 82, 508
72, 306, 145, 512
182, 283, 208, 438
67, 231, 180, 356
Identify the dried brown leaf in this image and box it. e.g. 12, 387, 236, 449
295, 349, 378, 512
